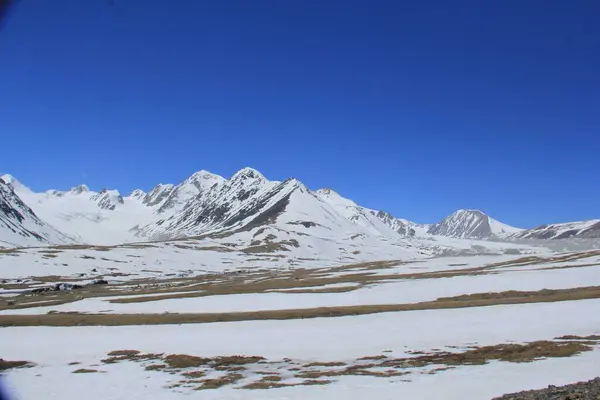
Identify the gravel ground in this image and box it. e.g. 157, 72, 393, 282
493, 377, 600, 399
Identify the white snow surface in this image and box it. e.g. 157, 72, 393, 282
3, 299, 600, 399
16, 188, 158, 245
488, 215, 524, 235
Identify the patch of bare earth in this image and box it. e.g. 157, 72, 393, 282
0, 359, 35, 371
195, 373, 245, 390
72, 368, 101, 374
89, 337, 597, 391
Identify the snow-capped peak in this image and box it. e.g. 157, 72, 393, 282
428, 209, 521, 238
69, 184, 90, 194
128, 189, 146, 200
155, 170, 226, 214
91, 189, 124, 210
143, 183, 175, 208
0, 174, 16, 185
186, 170, 225, 183
231, 167, 266, 182
455, 208, 485, 216
285, 178, 306, 190
0, 174, 31, 193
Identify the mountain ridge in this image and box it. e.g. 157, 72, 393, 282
0, 169, 596, 249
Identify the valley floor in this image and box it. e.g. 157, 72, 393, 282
2, 246, 600, 399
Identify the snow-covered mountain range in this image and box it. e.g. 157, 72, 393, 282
0, 169, 597, 249
510, 220, 600, 240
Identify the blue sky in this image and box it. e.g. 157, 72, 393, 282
0, 0, 598, 227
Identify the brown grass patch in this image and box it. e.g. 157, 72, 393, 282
260, 375, 282, 382
271, 285, 359, 294
357, 355, 387, 361
301, 379, 332, 386
194, 373, 244, 390
164, 354, 210, 369
242, 381, 288, 390
0, 359, 34, 371
145, 364, 166, 371
182, 370, 206, 378
555, 334, 600, 341
381, 340, 591, 368
242, 377, 333, 389
68, 361, 81, 366
214, 365, 246, 372
296, 370, 344, 379
0, 248, 23, 254
304, 361, 346, 367
102, 352, 163, 364
292, 340, 592, 381
108, 350, 140, 356
212, 355, 265, 365
72, 368, 99, 373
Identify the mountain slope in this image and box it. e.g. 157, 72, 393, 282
370, 210, 431, 236
135, 169, 305, 239
428, 209, 522, 239
314, 189, 426, 237
314, 189, 405, 237
512, 220, 600, 240
156, 170, 225, 214
0, 177, 73, 247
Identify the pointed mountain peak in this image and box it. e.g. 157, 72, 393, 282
0, 174, 31, 193
231, 167, 266, 181
129, 189, 146, 200
455, 208, 486, 215
282, 177, 308, 192
69, 184, 90, 194
155, 171, 225, 214
0, 174, 16, 185
186, 170, 224, 182
97, 188, 122, 198
428, 208, 520, 238
91, 188, 123, 210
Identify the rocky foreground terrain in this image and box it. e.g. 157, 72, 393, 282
494, 377, 600, 400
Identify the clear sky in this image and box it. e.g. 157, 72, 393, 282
0, 0, 598, 228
